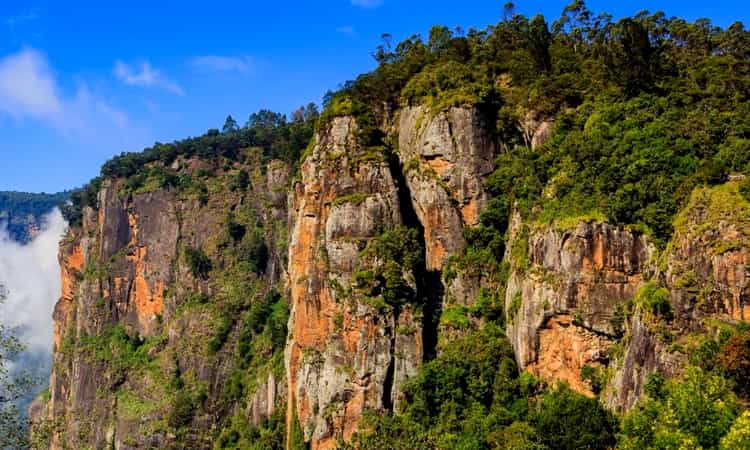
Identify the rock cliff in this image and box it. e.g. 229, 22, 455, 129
504, 217, 654, 395
33, 115, 750, 449
284, 107, 498, 448
34, 153, 290, 449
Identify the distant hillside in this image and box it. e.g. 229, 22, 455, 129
0, 191, 69, 243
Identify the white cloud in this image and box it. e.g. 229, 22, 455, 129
114, 60, 184, 95
336, 26, 357, 37
0, 48, 142, 144
190, 55, 255, 74
351, 0, 383, 8
0, 49, 61, 120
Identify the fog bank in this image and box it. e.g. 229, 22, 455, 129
0, 209, 66, 386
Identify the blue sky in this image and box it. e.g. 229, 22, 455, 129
0, 0, 748, 193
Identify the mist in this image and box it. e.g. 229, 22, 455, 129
0, 209, 67, 399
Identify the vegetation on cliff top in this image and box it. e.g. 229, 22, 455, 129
65, 0, 750, 246
61, 106, 318, 226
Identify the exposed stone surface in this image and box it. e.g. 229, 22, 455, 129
286, 116, 421, 450
505, 215, 654, 396
604, 312, 684, 411
38, 97, 750, 450
664, 183, 750, 324
35, 157, 291, 449
521, 110, 555, 150
532, 315, 612, 395
398, 106, 496, 271
604, 183, 750, 411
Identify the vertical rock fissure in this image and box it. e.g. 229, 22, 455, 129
386, 151, 442, 366
382, 309, 398, 412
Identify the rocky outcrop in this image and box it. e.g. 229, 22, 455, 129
665, 182, 750, 323
505, 216, 654, 396
521, 111, 554, 150
284, 107, 502, 449
34, 155, 291, 449
604, 312, 683, 411
39, 95, 750, 449
604, 182, 750, 411
285, 116, 422, 449
398, 106, 496, 271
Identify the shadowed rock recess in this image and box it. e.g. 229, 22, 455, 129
28, 8, 750, 450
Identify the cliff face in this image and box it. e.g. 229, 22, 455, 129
397, 106, 496, 270
34, 108, 750, 449
34, 154, 290, 449
605, 182, 750, 410
504, 218, 654, 395
504, 183, 750, 409
285, 117, 411, 449
285, 107, 498, 448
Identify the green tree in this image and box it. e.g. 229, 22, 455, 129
528, 15, 552, 72
222, 115, 239, 133
619, 367, 739, 449
530, 383, 617, 450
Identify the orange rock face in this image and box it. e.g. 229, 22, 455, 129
127, 246, 165, 334
505, 219, 654, 396
528, 315, 611, 396
60, 243, 83, 302
398, 106, 497, 271
286, 117, 420, 449
665, 183, 750, 324
54, 241, 84, 350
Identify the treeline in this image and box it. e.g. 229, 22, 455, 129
0, 191, 69, 241
61, 106, 318, 226
0, 191, 69, 218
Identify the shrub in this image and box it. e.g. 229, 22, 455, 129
619, 367, 739, 450
357, 227, 424, 309
720, 411, 750, 450
240, 231, 269, 275
634, 282, 673, 322
580, 364, 605, 394
185, 247, 212, 279
168, 391, 195, 429
226, 217, 246, 241
718, 330, 750, 398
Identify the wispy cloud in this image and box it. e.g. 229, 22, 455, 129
351, 0, 384, 8
0, 49, 62, 120
0, 48, 139, 140
336, 26, 357, 37
113, 60, 184, 95
190, 55, 255, 74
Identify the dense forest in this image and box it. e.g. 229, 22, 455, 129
0, 191, 68, 243
56, 1, 750, 448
